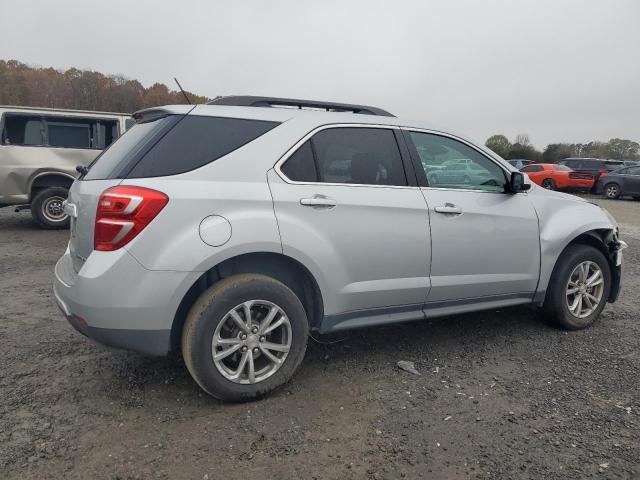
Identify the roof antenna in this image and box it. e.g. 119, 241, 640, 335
174, 77, 192, 105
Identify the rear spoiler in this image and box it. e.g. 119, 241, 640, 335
132, 105, 196, 124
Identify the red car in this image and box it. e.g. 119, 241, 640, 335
520, 163, 595, 191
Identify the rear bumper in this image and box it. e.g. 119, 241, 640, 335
53, 249, 198, 355
565, 180, 595, 190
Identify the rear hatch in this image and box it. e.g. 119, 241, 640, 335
67, 110, 185, 272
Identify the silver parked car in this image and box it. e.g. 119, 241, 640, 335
0, 106, 131, 228
53, 96, 627, 402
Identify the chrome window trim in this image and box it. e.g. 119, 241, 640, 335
401, 127, 517, 194
273, 123, 421, 190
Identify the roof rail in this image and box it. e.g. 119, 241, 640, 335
207, 95, 394, 117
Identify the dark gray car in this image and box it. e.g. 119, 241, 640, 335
558, 158, 625, 185
596, 166, 640, 199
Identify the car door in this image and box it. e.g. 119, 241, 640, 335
268, 125, 431, 324
403, 129, 540, 308
623, 166, 640, 195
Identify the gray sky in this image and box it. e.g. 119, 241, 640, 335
1, 0, 639, 149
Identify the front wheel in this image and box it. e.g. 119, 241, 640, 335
181, 274, 309, 402
542, 244, 611, 330
30, 187, 70, 229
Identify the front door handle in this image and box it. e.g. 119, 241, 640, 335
300, 196, 337, 208
434, 203, 463, 215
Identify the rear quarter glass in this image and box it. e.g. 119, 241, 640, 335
126, 116, 280, 178
83, 115, 181, 180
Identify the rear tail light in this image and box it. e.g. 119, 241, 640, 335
94, 186, 168, 251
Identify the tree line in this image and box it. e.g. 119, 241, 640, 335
485, 133, 640, 163
0, 59, 208, 113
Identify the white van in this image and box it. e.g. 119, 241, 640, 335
0, 106, 131, 228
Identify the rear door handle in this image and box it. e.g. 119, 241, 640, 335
434, 204, 463, 215
300, 196, 337, 208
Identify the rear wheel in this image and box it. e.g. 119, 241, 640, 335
30, 187, 70, 229
542, 244, 611, 330
604, 183, 621, 199
181, 274, 309, 402
541, 178, 556, 190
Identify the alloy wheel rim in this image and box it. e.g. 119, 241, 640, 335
542, 180, 554, 189
606, 186, 618, 198
42, 196, 67, 222
565, 261, 604, 319
211, 300, 292, 384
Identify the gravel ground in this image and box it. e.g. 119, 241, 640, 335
1, 195, 639, 479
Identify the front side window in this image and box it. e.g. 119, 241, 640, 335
280, 127, 407, 186
408, 131, 506, 192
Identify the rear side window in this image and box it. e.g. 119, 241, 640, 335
281, 141, 317, 182
1, 113, 119, 149
521, 165, 543, 172
581, 159, 603, 169
127, 116, 279, 178
281, 127, 407, 186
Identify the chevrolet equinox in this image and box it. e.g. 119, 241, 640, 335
54, 96, 626, 401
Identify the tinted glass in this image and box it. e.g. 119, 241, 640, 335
626, 167, 640, 175
555, 165, 572, 171
409, 131, 506, 192
47, 122, 91, 148
127, 116, 279, 178
310, 128, 406, 186
2, 114, 44, 146
582, 159, 603, 168
281, 141, 317, 182
521, 165, 543, 172
84, 116, 178, 180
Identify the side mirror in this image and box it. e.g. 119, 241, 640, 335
509, 171, 531, 193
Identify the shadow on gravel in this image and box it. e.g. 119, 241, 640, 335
0, 209, 42, 231
90, 304, 548, 402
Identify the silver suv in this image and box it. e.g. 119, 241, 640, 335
54, 96, 626, 401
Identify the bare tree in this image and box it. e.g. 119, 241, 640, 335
514, 133, 530, 147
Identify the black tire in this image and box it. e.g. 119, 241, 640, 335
182, 273, 309, 402
542, 244, 611, 330
604, 183, 621, 199
541, 178, 556, 190
30, 187, 70, 229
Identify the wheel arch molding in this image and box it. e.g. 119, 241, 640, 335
170, 252, 324, 351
